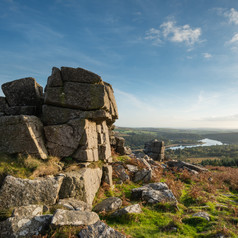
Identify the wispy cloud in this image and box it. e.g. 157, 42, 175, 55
201, 114, 238, 122
224, 8, 238, 24
145, 20, 201, 47
229, 33, 238, 44
202, 53, 212, 59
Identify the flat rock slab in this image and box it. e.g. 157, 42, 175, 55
59, 168, 102, 205
58, 198, 92, 211
0, 115, 48, 159
0, 215, 52, 238
51, 209, 99, 226
78, 220, 126, 238
131, 182, 177, 204
12, 205, 43, 218
93, 197, 122, 213
166, 160, 208, 172
112, 204, 142, 217
0, 175, 64, 209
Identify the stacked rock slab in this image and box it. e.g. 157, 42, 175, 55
144, 139, 165, 161
43, 67, 118, 164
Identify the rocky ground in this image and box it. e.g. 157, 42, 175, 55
0, 152, 237, 238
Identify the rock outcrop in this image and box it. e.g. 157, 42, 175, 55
144, 139, 165, 161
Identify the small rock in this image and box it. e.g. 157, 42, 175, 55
112, 204, 142, 217
51, 209, 99, 226
133, 169, 152, 183
58, 198, 92, 211
93, 197, 122, 213
192, 212, 210, 221
126, 164, 138, 173
113, 164, 130, 182
78, 220, 126, 238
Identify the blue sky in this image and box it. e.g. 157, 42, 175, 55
1, 0, 238, 128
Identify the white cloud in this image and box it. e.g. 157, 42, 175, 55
145, 20, 201, 47
202, 114, 238, 122
202, 53, 212, 59
224, 8, 238, 24
229, 33, 238, 43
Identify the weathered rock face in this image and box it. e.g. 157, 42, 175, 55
59, 168, 102, 205
78, 220, 126, 238
58, 198, 92, 211
144, 139, 165, 161
42, 67, 117, 163
0, 175, 64, 209
0, 115, 48, 159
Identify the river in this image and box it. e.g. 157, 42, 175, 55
167, 138, 223, 150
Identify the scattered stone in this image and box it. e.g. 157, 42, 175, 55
78, 220, 126, 238
0, 175, 64, 209
166, 160, 208, 173
126, 164, 138, 173
59, 168, 102, 205
133, 169, 152, 183
12, 205, 43, 218
112, 204, 142, 217
58, 198, 92, 211
144, 139, 165, 161
111, 136, 132, 155
0, 115, 48, 159
192, 212, 210, 221
93, 197, 122, 213
51, 209, 99, 226
131, 182, 177, 204
112, 163, 130, 182
0, 215, 52, 238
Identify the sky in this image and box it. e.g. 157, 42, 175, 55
1, 0, 238, 129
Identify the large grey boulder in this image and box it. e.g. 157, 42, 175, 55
0, 115, 48, 159
1, 77, 43, 107
93, 197, 122, 213
112, 204, 142, 217
59, 168, 102, 205
51, 209, 99, 226
131, 182, 177, 204
78, 220, 126, 238
61, 67, 102, 84
58, 198, 92, 211
0, 215, 52, 238
0, 175, 64, 209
